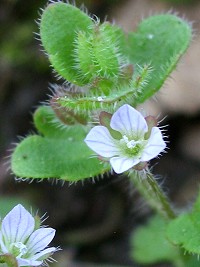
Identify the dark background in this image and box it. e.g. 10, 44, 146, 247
1, 0, 200, 266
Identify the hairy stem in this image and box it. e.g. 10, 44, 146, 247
129, 170, 196, 267
129, 169, 176, 220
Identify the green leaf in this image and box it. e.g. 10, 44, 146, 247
33, 105, 86, 140
40, 3, 130, 91
130, 215, 180, 264
40, 3, 93, 85
11, 106, 110, 181
12, 8, 192, 182
50, 13, 191, 116
75, 22, 121, 84
127, 14, 192, 103
41, 4, 191, 106
167, 193, 200, 255
11, 135, 109, 181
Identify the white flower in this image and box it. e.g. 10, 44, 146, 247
0, 204, 57, 266
85, 104, 166, 174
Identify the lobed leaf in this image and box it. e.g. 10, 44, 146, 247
12, 6, 192, 182
11, 106, 110, 181
127, 14, 192, 103
40, 2, 93, 85
11, 135, 109, 181
46, 12, 192, 115
40, 3, 127, 90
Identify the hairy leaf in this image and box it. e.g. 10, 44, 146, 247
167, 193, 200, 255
11, 106, 110, 181
40, 3, 93, 85
131, 215, 180, 264
127, 14, 192, 103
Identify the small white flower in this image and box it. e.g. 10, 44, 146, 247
85, 104, 166, 174
0, 204, 57, 266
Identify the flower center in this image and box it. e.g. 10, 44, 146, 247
119, 135, 146, 157
10, 242, 28, 257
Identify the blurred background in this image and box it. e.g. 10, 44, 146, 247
0, 0, 200, 266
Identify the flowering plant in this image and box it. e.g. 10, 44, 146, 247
6, 1, 200, 267
85, 104, 166, 174
0, 205, 56, 267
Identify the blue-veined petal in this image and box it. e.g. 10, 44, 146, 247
141, 127, 166, 162
17, 257, 42, 266
110, 156, 140, 174
31, 247, 56, 261
110, 104, 148, 136
85, 126, 120, 157
26, 228, 55, 254
1, 204, 35, 245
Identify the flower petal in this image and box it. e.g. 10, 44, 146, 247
31, 247, 56, 261
110, 156, 140, 174
141, 127, 166, 162
26, 228, 55, 254
1, 204, 35, 245
110, 104, 148, 136
17, 257, 42, 266
84, 126, 120, 158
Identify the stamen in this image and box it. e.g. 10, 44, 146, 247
122, 135, 129, 142
127, 140, 137, 149
11, 242, 28, 257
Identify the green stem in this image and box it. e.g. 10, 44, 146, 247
129, 169, 176, 220
129, 170, 189, 267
